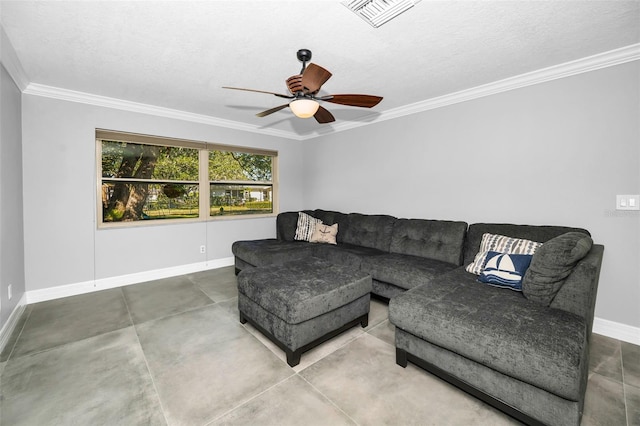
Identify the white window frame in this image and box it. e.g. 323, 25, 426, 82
96, 129, 278, 229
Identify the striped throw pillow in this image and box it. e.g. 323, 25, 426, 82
466, 233, 542, 275
294, 212, 322, 242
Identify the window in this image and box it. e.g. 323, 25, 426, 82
97, 130, 277, 227
209, 151, 273, 217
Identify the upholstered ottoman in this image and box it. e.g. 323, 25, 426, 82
237, 257, 372, 367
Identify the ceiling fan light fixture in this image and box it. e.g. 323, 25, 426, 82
342, 0, 420, 28
289, 99, 320, 118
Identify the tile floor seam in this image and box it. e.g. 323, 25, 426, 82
131, 331, 172, 426
120, 287, 171, 426
203, 372, 297, 426
365, 321, 395, 348
193, 281, 217, 304
211, 296, 237, 304
5, 324, 134, 362
588, 370, 630, 425
188, 273, 241, 305
240, 316, 370, 374
620, 345, 630, 426
188, 276, 215, 303
297, 372, 360, 426
129, 298, 217, 327
239, 321, 301, 367
295, 329, 369, 371
624, 388, 629, 426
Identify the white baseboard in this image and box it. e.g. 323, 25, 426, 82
593, 317, 640, 346
26, 257, 235, 304
0, 293, 27, 354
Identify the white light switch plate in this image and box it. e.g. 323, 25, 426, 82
616, 195, 640, 210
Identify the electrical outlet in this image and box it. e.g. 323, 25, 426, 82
200, 245, 206, 254
8, 284, 12, 300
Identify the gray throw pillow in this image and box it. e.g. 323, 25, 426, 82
522, 232, 593, 306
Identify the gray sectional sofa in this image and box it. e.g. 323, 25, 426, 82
231, 210, 604, 426
233, 209, 468, 298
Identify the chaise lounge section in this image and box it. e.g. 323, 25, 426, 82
389, 223, 604, 426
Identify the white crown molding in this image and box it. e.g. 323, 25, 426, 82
19, 43, 640, 141
305, 42, 640, 140
22, 84, 303, 140
0, 25, 30, 91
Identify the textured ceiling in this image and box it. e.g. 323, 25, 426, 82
1, 1, 639, 137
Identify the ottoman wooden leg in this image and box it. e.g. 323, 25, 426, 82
286, 349, 302, 367
360, 314, 369, 328
239, 312, 247, 324
396, 347, 408, 368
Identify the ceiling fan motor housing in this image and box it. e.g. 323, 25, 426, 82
296, 49, 312, 63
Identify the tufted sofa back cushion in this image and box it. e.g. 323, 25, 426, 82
342, 213, 397, 252
390, 219, 468, 265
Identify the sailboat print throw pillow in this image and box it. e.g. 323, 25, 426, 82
478, 251, 533, 291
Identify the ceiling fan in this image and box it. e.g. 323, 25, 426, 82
223, 49, 383, 124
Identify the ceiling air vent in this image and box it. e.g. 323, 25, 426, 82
342, 0, 420, 28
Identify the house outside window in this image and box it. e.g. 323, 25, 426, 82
97, 130, 277, 228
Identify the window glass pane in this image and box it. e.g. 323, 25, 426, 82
208, 151, 272, 181
102, 182, 199, 222
102, 140, 199, 181
210, 184, 272, 216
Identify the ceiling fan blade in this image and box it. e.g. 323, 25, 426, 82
314, 106, 335, 124
319, 94, 383, 108
301, 63, 332, 94
222, 86, 294, 99
256, 104, 289, 117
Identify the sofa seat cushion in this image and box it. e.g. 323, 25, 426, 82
389, 267, 587, 400
237, 257, 372, 324
360, 253, 458, 291
232, 239, 317, 267
314, 243, 387, 269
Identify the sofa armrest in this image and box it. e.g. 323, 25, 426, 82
549, 244, 604, 335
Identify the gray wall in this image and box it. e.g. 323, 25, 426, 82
12, 56, 640, 332
304, 61, 640, 329
0, 63, 26, 326
21, 95, 307, 291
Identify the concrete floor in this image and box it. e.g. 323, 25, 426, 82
1, 266, 638, 425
